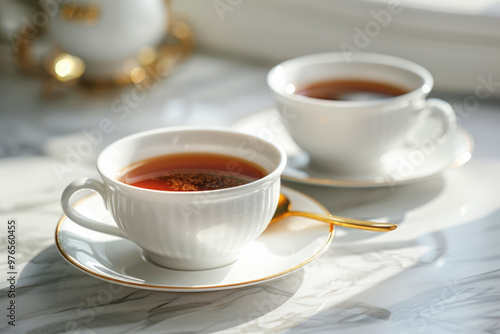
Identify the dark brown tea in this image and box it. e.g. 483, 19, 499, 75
119, 153, 266, 191
296, 79, 409, 101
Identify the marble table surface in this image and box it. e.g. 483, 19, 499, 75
1, 54, 500, 334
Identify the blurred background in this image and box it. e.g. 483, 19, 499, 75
0, 0, 499, 161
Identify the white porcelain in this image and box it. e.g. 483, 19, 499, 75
267, 52, 458, 175
47, 0, 168, 79
61, 127, 287, 271
56, 186, 334, 291
232, 108, 473, 187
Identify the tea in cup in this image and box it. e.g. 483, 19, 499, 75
61, 127, 287, 270
267, 52, 457, 175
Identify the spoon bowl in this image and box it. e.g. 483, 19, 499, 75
271, 194, 397, 232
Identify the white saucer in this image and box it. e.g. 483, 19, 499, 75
231, 108, 474, 187
55, 186, 334, 292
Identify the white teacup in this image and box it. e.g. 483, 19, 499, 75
61, 127, 286, 271
267, 52, 457, 175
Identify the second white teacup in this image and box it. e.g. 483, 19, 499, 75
267, 52, 457, 175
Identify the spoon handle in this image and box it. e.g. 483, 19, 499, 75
288, 211, 397, 232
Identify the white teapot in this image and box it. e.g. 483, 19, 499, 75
46, 0, 168, 81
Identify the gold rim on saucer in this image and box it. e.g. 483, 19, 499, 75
231, 108, 474, 188
54, 186, 334, 291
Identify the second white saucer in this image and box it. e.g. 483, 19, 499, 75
232, 108, 474, 187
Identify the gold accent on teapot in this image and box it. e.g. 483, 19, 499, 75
60, 3, 100, 25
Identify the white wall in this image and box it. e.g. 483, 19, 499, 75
174, 0, 500, 96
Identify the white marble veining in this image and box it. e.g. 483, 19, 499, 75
1, 53, 500, 333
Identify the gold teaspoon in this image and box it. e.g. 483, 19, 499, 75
271, 194, 397, 232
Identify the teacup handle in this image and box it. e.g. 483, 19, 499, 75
61, 178, 126, 238
409, 98, 457, 142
